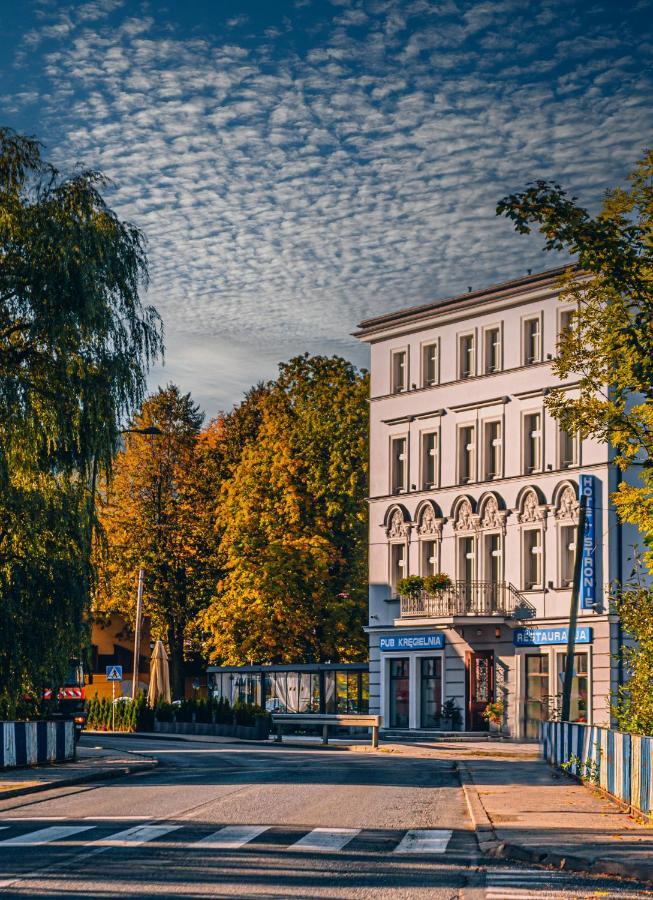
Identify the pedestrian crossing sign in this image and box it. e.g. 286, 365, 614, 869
106, 665, 123, 681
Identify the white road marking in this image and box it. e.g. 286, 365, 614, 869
191, 825, 270, 849
393, 829, 453, 854
0, 825, 94, 846
89, 823, 182, 847
291, 827, 361, 852
485, 868, 650, 899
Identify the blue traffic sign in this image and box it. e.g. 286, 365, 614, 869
106, 665, 123, 681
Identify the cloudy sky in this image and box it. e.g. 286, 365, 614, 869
1, 0, 651, 416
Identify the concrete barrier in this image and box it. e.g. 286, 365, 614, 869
0, 721, 75, 768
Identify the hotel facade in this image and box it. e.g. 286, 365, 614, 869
354, 267, 636, 739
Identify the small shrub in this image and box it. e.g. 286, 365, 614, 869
396, 576, 424, 596
423, 573, 452, 592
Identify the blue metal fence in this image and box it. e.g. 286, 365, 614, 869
541, 721, 653, 821
0, 721, 75, 768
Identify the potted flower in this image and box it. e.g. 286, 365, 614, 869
396, 575, 424, 597
423, 573, 452, 593
482, 700, 505, 733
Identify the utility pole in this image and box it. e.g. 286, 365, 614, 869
132, 567, 145, 699
561, 494, 588, 722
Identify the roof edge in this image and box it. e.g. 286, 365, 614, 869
353, 264, 577, 338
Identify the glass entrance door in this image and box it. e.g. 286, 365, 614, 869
389, 658, 409, 728
525, 654, 549, 740
420, 657, 442, 728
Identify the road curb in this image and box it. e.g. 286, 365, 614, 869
456, 761, 653, 886
0, 757, 158, 801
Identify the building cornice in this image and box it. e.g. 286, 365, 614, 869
353, 265, 580, 343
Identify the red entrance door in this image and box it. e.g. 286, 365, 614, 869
466, 651, 494, 731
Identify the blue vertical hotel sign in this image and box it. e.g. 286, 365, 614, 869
580, 474, 596, 608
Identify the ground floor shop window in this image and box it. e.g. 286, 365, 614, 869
524, 654, 549, 740
556, 652, 589, 723
389, 658, 410, 728
420, 657, 442, 728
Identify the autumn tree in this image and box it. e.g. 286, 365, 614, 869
0, 128, 162, 714
201, 355, 369, 665
497, 149, 653, 732
95, 385, 216, 699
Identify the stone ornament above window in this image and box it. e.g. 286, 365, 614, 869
518, 489, 548, 524
479, 495, 508, 532
417, 502, 444, 539
454, 498, 480, 533
386, 508, 411, 539
554, 485, 579, 523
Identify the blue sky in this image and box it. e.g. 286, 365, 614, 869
2, 0, 652, 416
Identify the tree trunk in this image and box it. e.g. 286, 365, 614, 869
167, 624, 185, 700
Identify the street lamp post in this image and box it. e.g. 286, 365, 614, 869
119, 426, 163, 700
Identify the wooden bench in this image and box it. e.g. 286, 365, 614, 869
271, 713, 381, 748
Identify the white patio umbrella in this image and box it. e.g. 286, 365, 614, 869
147, 640, 171, 706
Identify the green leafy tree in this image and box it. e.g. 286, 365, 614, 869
201, 354, 369, 664
497, 150, 653, 733
0, 128, 162, 715
95, 385, 217, 699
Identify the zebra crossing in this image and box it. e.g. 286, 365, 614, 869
484, 866, 653, 899
0, 819, 455, 856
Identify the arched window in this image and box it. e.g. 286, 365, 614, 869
518, 488, 547, 591
416, 501, 443, 576
385, 505, 410, 594
554, 482, 579, 587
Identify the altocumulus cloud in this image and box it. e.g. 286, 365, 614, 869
2, 0, 652, 412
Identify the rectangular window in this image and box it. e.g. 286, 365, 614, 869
560, 524, 576, 587
525, 654, 550, 740
459, 333, 475, 379
390, 543, 406, 593
422, 342, 438, 387
523, 413, 542, 474
458, 425, 476, 484
422, 431, 438, 489
483, 420, 502, 480
523, 317, 541, 365
391, 437, 407, 494
559, 428, 577, 469
484, 533, 502, 584
484, 327, 502, 374
559, 308, 573, 339
523, 528, 543, 590
421, 540, 438, 577
391, 350, 407, 393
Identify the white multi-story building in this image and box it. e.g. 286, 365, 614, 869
354, 267, 635, 738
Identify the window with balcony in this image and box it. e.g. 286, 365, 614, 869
483, 420, 502, 480
459, 333, 475, 379
484, 326, 502, 374
391, 436, 407, 494
523, 528, 543, 590
391, 350, 407, 393
483, 532, 503, 584
421, 540, 438, 577
523, 317, 541, 365
421, 431, 438, 489
523, 412, 542, 474
559, 428, 578, 469
458, 425, 476, 484
422, 342, 438, 387
560, 524, 576, 587
390, 543, 406, 592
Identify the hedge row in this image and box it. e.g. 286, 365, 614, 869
86, 695, 266, 732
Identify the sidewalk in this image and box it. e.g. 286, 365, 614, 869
0, 742, 157, 801
459, 752, 653, 884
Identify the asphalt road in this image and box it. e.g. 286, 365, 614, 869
0, 735, 650, 899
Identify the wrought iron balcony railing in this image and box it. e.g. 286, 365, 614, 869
399, 581, 536, 619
